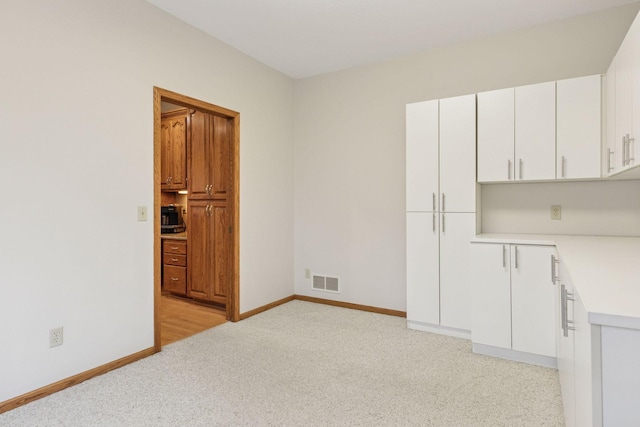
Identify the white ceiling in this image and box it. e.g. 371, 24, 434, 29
147, 0, 635, 79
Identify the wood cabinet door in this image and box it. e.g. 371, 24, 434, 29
439, 94, 476, 213
187, 201, 213, 300
406, 100, 439, 212
511, 245, 556, 357
439, 212, 475, 331
515, 82, 556, 181
188, 110, 212, 199
557, 75, 602, 180
211, 203, 229, 300
477, 88, 515, 183
161, 111, 188, 190
406, 212, 439, 326
211, 115, 231, 201
470, 243, 511, 349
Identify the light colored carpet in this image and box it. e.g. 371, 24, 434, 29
0, 300, 564, 426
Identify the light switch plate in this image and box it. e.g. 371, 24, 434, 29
137, 206, 148, 221
551, 205, 561, 220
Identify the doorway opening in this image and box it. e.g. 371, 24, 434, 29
153, 87, 240, 352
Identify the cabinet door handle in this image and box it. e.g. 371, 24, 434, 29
551, 254, 559, 284
608, 148, 614, 173
442, 193, 445, 212
441, 213, 445, 233
432, 213, 436, 233
171, 246, 179, 250
502, 245, 506, 268
514, 246, 518, 269
171, 277, 179, 281
507, 159, 511, 180
519, 159, 523, 180
171, 258, 179, 262
623, 135, 629, 166
432, 193, 436, 212
629, 136, 635, 165
561, 156, 566, 178
561, 284, 567, 336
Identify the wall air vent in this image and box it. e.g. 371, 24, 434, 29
312, 275, 340, 293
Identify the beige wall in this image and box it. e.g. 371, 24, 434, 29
0, 0, 294, 402
293, 3, 640, 310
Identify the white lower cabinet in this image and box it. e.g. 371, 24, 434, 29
557, 263, 602, 427
407, 212, 475, 336
471, 243, 556, 365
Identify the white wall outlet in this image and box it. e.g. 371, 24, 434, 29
551, 205, 562, 220
137, 206, 148, 221
49, 327, 63, 348
305, 268, 311, 279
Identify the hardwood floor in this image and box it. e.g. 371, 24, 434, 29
160, 294, 227, 346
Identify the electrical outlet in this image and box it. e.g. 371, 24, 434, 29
305, 268, 311, 279
49, 327, 63, 348
551, 205, 562, 220
137, 206, 148, 221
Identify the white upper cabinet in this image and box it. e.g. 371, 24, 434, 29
406, 100, 438, 211
515, 81, 557, 181
607, 13, 640, 174
477, 88, 515, 182
556, 75, 602, 180
439, 94, 476, 213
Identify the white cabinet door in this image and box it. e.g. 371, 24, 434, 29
511, 245, 556, 357
439, 213, 476, 331
406, 100, 439, 212
515, 82, 556, 181
574, 288, 600, 427
471, 243, 511, 349
557, 75, 602, 180
557, 266, 576, 427
477, 88, 515, 182
615, 40, 633, 171
439, 94, 476, 213
605, 63, 617, 175
406, 212, 439, 325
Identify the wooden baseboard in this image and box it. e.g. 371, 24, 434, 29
0, 347, 155, 414
238, 295, 295, 320
294, 295, 406, 318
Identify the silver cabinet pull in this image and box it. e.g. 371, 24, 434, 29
561, 283, 576, 337
514, 246, 518, 269
630, 136, 635, 165
442, 193, 446, 212
502, 245, 506, 268
507, 159, 512, 180
551, 254, 559, 284
432, 213, 435, 233
608, 148, 614, 173
171, 258, 179, 262
171, 277, 179, 281
441, 213, 445, 233
519, 159, 523, 180
432, 193, 436, 212
561, 156, 566, 178
623, 135, 629, 166
171, 246, 179, 250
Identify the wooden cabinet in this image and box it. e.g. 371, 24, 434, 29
162, 240, 187, 295
161, 109, 188, 190
187, 200, 229, 304
471, 243, 556, 363
405, 94, 476, 336
188, 111, 231, 201
556, 75, 602, 180
186, 110, 232, 305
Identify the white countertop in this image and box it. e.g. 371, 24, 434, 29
472, 234, 640, 330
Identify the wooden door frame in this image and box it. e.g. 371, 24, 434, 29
153, 87, 240, 352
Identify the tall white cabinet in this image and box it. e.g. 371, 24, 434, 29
406, 94, 476, 337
